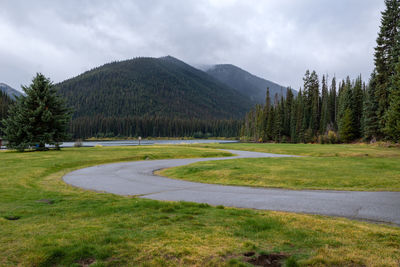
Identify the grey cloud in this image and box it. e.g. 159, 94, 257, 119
0, 0, 385, 91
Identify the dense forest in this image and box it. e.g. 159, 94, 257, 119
57, 56, 252, 138
241, 0, 400, 143
70, 116, 241, 139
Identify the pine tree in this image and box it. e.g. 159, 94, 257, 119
262, 88, 271, 141
374, 0, 400, 134
352, 75, 364, 138
1, 73, 71, 151
363, 73, 380, 141
339, 108, 355, 143
338, 77, 356, 142
320, 74, 329, 134
384, 60, 400, 141
329, 76, 337, 130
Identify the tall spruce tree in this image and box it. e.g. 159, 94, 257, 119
373, 0, 400, 134
363, 73, 380, 141
330, 76, 338, 130
320, 74, 329, 134
352, 75, 364, 138
338, 77, 356, 142
1, 73, 71, 151
384, 60, 400, 141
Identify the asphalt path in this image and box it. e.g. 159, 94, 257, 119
63, 149, 400, 225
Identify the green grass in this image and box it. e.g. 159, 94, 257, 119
159, 143, 400, 191
194, 142, 400, 157
1, 145, 400, 266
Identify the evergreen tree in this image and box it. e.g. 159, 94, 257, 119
329, 76, 337, 130
1, 74, 71, 151
384, 60, 400, 141
320, 74, 329, 134
338, 77, 356, 142
363, 73, 380, 141
352, 75, 364, 138
339, 108, 355, 143
262, 88, 271, 141
373, 0, 400, 133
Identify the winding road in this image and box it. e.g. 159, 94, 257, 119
63, 149, 400, 225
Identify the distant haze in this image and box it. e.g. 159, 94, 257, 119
0, 0, 384, 91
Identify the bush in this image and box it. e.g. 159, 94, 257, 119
327, 131, 338, 144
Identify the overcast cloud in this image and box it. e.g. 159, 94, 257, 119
0, 0, 385, 91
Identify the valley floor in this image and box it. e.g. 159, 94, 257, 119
0, 145, 399, 266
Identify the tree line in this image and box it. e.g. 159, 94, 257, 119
69, 115, 241, 139
241, 0, 400, 143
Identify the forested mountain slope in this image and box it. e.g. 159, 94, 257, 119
0, 83, 23, 100
204, 64, 296, 104
57, 56, 253, 120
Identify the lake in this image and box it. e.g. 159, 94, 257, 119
60, 139, 238, 147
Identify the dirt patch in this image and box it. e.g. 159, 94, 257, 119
77, 258, 95, 266
244, 251, 256, 257
245, 252, 288, 267
37, 199, 54, 204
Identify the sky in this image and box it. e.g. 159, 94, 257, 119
0, 0, 385, 91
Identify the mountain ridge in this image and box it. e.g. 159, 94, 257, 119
0, 83, 23, 100
203, 64, 296, 104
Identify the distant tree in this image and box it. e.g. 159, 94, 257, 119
329, 76, 337, 130
320, 74, 329, 134
352, 75, 364, 138
339, 108, 355, 143
1, 73, 71, 151
363, 73, 380, 141
337, 77, 356, 142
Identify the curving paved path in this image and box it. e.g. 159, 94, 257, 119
63, 150, 400, 225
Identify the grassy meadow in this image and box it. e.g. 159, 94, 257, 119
0, 144, 399, 266
159, 143, 400, 191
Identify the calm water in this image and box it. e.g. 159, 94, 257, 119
60, 139, 238, 147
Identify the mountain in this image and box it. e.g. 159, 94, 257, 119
203, 64, 296, 104
57, 56, 253, 120
0, 83, 23, 100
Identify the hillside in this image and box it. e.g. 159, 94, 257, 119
203, 64, 296, 104
0, 83, 23, 100
57, 56, 253, 120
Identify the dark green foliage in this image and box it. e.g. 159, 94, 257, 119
320, 75, 329, 134
373, 0, 400, 134
339, 108, 355, 143
329, 77, 338, 130
242, 73, 368, 144
1, 74, 71, 151
57, 56, 251, 138
352, 76, 364, 138
0, 91, 13, 135
384, 60, 400, 141
363, 73, 380, 141
70, 115, 241, 139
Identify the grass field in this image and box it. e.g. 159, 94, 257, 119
159, 143, 400, 191
1, 145, 400, 266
